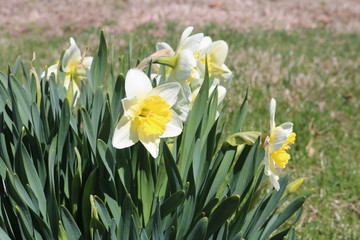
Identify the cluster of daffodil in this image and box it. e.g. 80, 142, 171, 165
44, 27, 296, 191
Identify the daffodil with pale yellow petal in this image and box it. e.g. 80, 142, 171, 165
263, 98, 296, 191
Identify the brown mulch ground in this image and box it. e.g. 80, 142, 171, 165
1, 0, 360, 37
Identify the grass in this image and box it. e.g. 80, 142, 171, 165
1, 24, 359, 239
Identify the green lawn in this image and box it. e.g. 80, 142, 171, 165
1, 24, 359, 239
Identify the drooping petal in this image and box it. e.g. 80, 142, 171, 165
269, 98, 276, 131
269, 122, 294, 152
62, 38, 82, 73
160, 110, 183, 138
148, 82, 181, 107
139, 133, 160, 158
125, 69, 153, 99
112, 116, 139, 149
169, 50, 196, 82
82, 56, 93, 70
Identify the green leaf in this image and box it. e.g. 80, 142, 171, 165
160, 190, 185, 218
232, 89, 248, 132
93, 196, 112, 230
187, 217, 208, 240
60, 206, 82, 240
226, 132, 261, 146
57, 99, 70, 163
0, 227, 12, 240
21, 144, 47, 218
260, 197, 305, 239
207, 195, 240, 238
81, 168, 99, 236
81, 108, 96, 155
90, 31, 108, 90
163, 142, 182, 194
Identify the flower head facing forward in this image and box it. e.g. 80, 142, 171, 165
112, 69, 184, 158
264, 98, 296, 191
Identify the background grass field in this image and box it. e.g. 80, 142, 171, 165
1, 19, 359, 240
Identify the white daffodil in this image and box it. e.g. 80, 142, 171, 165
42, 38, 93, 105
62, 38, 92, 100
196, 39, 232, 82
156, 26, 204, 102
112, 69, 184, 158
263, 98, 296, 191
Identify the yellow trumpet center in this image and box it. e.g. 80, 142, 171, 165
270, 132, 296, 168
135, 96, 172, 136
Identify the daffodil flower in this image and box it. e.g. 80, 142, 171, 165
196, 38, 232, 83
112, 69, 184, 158
42, 38, 92, 105
264, 98, 296, 191
156, 26, 204, 102
62, 38, 92, 101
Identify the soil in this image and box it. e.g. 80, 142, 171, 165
1, 0, 360, 37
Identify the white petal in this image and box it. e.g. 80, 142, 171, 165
269, 122, 294, 152
122, 97, 140, 118
180, 33, 204, 52
161, 110, 183, 138
64, 75, 71, 89
269, 98, 276, 131
169, 50, 196, 82
156, 42, 175, 55
125, 69, 153, 99
62, 38, 81, 73
209, 40, 228, 66
139, 134, 160, 158
172, 95, 190, 122
199, 36, 212, 58
217, 85, 227, 103
72, 81, 80, 106
150, 74, 163, 86
82, 56, 93, 70
179, 26, 194, 46
112, 116, 139, 149
43, 64, 59, 79
270, 174, 280, 191
148, 82, 181, 107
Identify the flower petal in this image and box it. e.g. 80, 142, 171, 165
156, 42, 175, 55
169, 50, 196, 82
161, 110, 183, 138
148, 82, 181, 107
139, 134, 160, 158
42, 63, 58, 79
209, 40, 228, 66
199, 36, 212, 58
179, 26, 194, 46
62, 38, 81, 73
82, 56, 93, 70
125, 69, 153, 99
269, 98, 276, 131
122, 97, 140, 118
269, 122, 294, 152
112, 116, 139, 149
